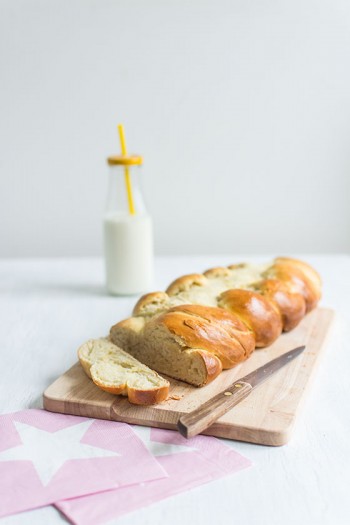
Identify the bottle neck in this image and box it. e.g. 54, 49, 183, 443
105, 165, 148, 216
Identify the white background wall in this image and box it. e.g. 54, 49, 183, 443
1, 0, 349, 257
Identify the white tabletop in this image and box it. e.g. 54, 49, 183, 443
1, 255, 349, 525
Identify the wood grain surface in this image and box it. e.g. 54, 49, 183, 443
43, 307, 334, 446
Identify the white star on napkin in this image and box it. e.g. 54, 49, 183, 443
0, 420, 121, 486
132, 426, 196, 456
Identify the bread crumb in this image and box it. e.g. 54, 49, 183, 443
166, 394, 183, 401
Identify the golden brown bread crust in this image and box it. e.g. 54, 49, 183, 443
112, 315, 146, 334
227, 263, 247, 270
218, 289, 283, 347
92, 378, 169, 405
265, 259, 321, 312
166, 274, 208, 295
125, 385, 170, 405
89, 379, 126, 396
169, 304, 255, 361
193, 349, 223, 386
157, 305, 255, 369
275, 257, 322, 293
203, 267, 231, 278
253, 279, 306, 332
132, 291, 169, 316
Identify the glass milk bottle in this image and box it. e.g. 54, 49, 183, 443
104, 154, 154, 295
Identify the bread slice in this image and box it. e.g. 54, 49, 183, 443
78, 338, 170, 405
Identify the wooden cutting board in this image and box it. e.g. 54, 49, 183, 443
43, 307, 334, 446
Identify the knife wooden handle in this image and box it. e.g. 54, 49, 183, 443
177, 381, 253, 438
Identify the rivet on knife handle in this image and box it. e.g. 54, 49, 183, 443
177, 382, 253, 439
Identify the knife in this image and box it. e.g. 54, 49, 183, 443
177, 345, 305, 439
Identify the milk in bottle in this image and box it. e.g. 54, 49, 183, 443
104, 144, 154, 295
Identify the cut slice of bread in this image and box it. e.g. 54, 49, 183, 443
78, 338, 170, 405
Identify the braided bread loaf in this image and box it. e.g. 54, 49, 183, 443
110, 257, 321, 387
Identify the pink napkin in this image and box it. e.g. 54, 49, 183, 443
0, 410, 166, 518
56, 426, 252, 525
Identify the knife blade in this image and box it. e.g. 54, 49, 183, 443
177, 345, 305, 439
